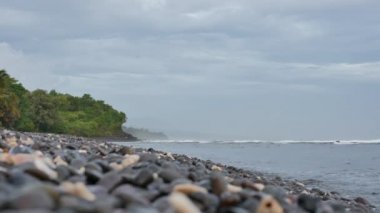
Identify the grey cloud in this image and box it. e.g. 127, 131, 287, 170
1, 0, 380, 139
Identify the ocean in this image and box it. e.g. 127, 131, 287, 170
115, 140, 380, 206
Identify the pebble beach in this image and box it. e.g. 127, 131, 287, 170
0, 129, 375, 213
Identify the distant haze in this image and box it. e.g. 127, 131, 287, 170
1, 1, 380, 140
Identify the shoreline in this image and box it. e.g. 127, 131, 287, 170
0, 129, 375, 212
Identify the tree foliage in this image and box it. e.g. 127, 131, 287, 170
0, 70, 127, 137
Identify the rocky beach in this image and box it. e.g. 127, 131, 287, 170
0, 129, 375, 213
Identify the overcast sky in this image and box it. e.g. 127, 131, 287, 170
1, 0, 380, 140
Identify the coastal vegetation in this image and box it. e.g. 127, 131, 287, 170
0, 69, 127, 137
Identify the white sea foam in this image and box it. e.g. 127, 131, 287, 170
141, 139, 380, 144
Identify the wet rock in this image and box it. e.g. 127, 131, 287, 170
169, 192, 201, 213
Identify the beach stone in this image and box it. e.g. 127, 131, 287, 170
70, 159, 86, 170
84, 168, 103, 184
354, 197, 370, 206
9, 146, 33, 154
227, 184, 243, 193
59, 195, 96, 212
8, 186, 55, 209
56, 165, 73, 181
211, 165, 223, 172
0, 140, 10, 151
60, 182, 96, 201
220, 192, 241, 207
257, 196, 284, 213
8, 154, 34, 165
119, 146, 135, 155
315, 203, 334, 213
241, 198, 260, 212
173, 183, 208, 194
169, 192, 201, 213
159, 168, 184, 183
54, 156, 68, 166
92, 159, 112, 173
152, 196, 175, 213
126, 204, 159, 213
7, 170, 41, 187
210, 172, 227, 196
19, 136, 34, 146
189, 192, 219, 212
112, 184, 149, 206
18, 159, 58, 180
5, 136, 18, 148
139, 153, 159, 162
122, 154, 140, 168
263, 185, 288, 205
134, 169, 154, 187
298, 194, 321, 212
98, 171, 123, 192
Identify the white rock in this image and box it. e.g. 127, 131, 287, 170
211, 165, 223, 172
34, 159, 58, 179
173, 183, 208, 194
227, 184, 243, 193
169, 192, 201, 213
121, 154, 140, 168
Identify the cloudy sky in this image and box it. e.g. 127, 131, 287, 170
1, 0, 380, 140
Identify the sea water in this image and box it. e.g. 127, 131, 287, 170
115, 140, 380, 206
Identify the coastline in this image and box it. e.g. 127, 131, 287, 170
0, 129, 375, 212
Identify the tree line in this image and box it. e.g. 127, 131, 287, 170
0, 70, 127, 137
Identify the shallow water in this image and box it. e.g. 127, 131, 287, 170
115, 141, 380, 206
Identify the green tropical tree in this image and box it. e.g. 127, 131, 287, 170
0, 70, 21, 128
